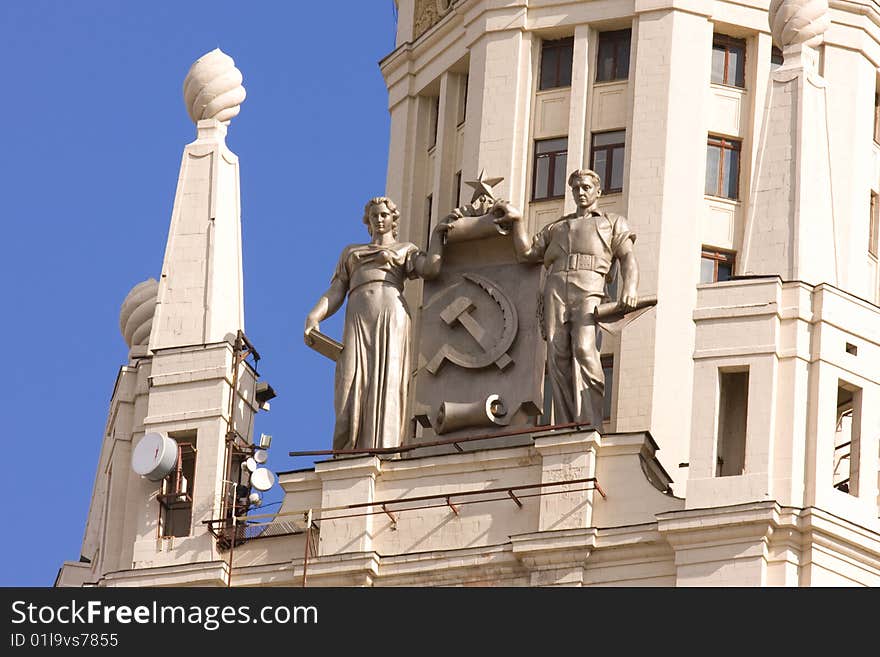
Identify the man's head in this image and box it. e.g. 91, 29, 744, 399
567, 169, 601, 211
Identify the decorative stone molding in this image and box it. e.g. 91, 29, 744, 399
413, 0, 455, 40
769, 0, 830, 50
183, 49, 246, 125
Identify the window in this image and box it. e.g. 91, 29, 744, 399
716, 370, 748, 477
711, 35, 746, 88
457, 75, 468, 125
532, 137, 568, 200
870, 192, 879, 258
453, 171, 462, 209
770, 46, 783, 71
590, 131, 625, 194
601, 354, 614, 421
539, 37, 573, 90
428, 96, 440, 149
874, 87, 880, 144
596, 29, 631, 82
833, 382, 862, 496
705, 135, 741, 199
700, 247, 736, 283
425, 194, 433, 248
159, 436, 196, 538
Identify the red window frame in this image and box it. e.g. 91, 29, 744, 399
712, 35, 746, 88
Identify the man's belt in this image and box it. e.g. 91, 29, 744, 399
550, 253, 612, 274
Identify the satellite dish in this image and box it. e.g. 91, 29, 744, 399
248, 492, 262, 507
244, 457, 257, 472
131, 432, 178, 481
250, 467, 276, 492
253, 449, 268, 464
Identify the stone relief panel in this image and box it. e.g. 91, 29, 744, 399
414, 0, 456, 40
413, 235, 545, 440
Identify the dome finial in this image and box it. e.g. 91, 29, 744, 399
182, 48, 246, 126
769, 0, 830, 50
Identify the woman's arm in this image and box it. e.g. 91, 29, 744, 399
304, 278, 347, 342
411, 223, 449, 280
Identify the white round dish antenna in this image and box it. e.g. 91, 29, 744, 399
244, 457, 257, 472
248, 492, 262, 507
250, 467, 276, 492
253, 449, 268, 464
131, 432, 178, 481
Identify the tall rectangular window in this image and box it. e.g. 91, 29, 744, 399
596, 29, 631, 82
159, 436, 196, 538
453, 171, 462, 209
833, 382, 862, 496
705, 135, 741, 199
700, 247, 736, 283
539, 37, 574, 90
425, 194, 433, 249
532, 137, 568, 200
601, 354, 614, 421
428, 96, 440, 149
590, 130, 625, 194
716, 370, 748, 477
874, 87, 880, 144
457, 75, 468, 126
870, 192, 879, 258
711, 35, 746, 88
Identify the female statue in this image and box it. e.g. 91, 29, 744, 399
305, 197, 447, 451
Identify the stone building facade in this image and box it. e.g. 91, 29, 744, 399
58, 1, 880, 587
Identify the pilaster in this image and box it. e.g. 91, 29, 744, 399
741, 44, 838, 287
315, 456, 383, 555
533, 428, 600, 531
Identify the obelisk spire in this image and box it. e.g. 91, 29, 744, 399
149, 49, 247, 350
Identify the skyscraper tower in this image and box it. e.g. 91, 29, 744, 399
60, 3, 880, 586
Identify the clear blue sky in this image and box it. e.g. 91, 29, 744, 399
1, 1, 398, 586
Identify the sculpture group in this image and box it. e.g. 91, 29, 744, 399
305, 169, 644, 452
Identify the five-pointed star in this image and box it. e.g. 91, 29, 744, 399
464, 169, 504, 200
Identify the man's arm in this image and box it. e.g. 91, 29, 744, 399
617, 238, 639, 312
493, 201, 542, 263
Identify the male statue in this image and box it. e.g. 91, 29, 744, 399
494, 169, 639, 427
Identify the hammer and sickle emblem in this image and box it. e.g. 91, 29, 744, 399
426, 273, 518, 374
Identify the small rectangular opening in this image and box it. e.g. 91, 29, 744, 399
716, 369, 748, 477
159, 431, 197, 538
833, 381, 861, 496
845, 342, 857, 356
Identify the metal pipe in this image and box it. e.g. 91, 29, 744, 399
226, 513, 236, 588
242, 477, 604, 522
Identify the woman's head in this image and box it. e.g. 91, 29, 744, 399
363, 196, 401, 238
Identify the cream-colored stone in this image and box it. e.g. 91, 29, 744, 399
60, 1, 880, 588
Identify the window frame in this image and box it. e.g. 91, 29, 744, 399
711, 34, 746, 89
705, 135, 742, 200
590, 130, 626, 194
532, 137, 569, 201
596, 29, 632, 83
538, 37, 574, 91
700, 246, 737, 283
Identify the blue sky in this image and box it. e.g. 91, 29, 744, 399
1, 2, 398, 586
